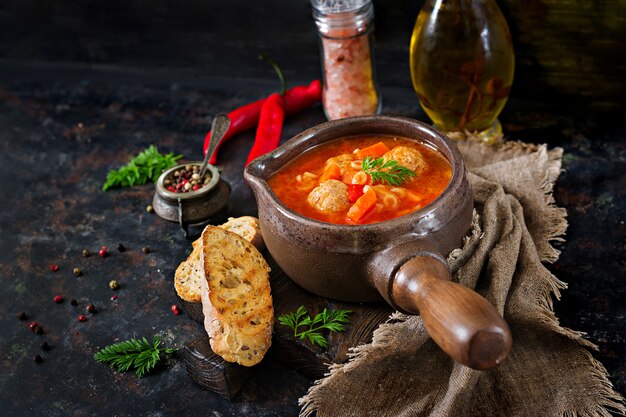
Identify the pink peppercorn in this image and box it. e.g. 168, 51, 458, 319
50, 264, 59, 272
171, 305, 180, 315
110, 295, 118, 301
78, 315, 87, 322
29, 322, 40, 332
53, 295, 63, 304
98, 246, 108, 257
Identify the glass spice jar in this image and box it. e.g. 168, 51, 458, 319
311, 0, 381, 120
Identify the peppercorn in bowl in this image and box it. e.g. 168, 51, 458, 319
152, 162, 230, 226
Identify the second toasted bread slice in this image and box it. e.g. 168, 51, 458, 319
200, 226, 273, 366
174, 239, 203, 303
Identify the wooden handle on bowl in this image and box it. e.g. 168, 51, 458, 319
392, 256, 512, 370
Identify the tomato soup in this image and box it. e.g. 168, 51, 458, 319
267, 135, 452, 225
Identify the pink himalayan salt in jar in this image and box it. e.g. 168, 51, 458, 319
312, 0, 381, 120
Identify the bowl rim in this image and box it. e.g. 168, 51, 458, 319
244, 115, 467, 232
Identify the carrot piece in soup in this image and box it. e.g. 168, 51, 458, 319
347, 184, 365, 203
346, 188, 377, 223
355, 142, 390, 160
320, 163, 342, 183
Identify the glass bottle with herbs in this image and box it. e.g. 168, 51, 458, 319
409, 0, 515, 141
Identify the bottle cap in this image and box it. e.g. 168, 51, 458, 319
311, 0, 374, 32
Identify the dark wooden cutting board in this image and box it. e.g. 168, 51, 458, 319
181, 254, 393, 398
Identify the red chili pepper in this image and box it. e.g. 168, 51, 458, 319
245, 93, 286, 166
243, 55, 290, 166
347, 184, 365, 203
284, 79, 323, 116
203, 79, 321, 164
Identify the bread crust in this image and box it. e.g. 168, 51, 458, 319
200, 226, 273, 366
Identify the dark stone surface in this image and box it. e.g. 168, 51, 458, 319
0, 1, 624, 416
1, 0, 624, 107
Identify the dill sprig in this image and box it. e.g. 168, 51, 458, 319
361, 156, 417, 186
94, 336, 177, 377
103, 145, 183, 191
277, 306, 352, 348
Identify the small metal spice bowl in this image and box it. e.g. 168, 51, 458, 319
153, 162, 230, 237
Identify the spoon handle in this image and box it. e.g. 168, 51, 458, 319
200, 113, 230, 177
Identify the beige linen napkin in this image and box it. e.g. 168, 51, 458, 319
300, 140, 626, 417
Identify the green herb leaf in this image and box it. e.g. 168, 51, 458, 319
361, 156, 417, 186
103, 145, 183, 191
277, 306, 352, 348
94, 336, 177, 377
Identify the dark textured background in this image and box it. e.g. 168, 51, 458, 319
0, 1, 624, 416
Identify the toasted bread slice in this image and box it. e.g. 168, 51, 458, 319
219, 216, 265, 251
200, 226, 273, 366
174, 216, 264, 303
174, 239, 203, 302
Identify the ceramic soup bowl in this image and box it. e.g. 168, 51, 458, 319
245, 115, 511, 370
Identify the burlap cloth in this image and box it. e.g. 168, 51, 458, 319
300, 139, 626, 417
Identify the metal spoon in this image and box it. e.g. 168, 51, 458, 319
200, 113, 230, 178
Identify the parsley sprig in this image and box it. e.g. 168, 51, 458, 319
278, 306, 352, 348
94, 336, 177, 377
361, 156, 417, 186
103, 145, 183, 191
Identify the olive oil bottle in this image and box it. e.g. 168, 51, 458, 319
409, 0, 514, 138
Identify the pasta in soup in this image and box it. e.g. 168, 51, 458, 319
267, 135, 452, 225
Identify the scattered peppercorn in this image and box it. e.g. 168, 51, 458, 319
53, 295, 63, 304
70, 299, 78, 306
78, 315, 87, 322
50, 264, 59, 272
110, 295, 118, 301
109, 280, 119, 290
41, 342, 50, 351
29, 322, 40, 332
99, 246, 108, 257
17, 312, 27, 320
117, 243, 126, 252
82, 249, 90, 257
146, 205, 154, 213
86, 304, 97, 314
33, 354, 43, 363
73, 267, 82, 277
171, 305, 181, 315
142, 247, 151, 254
164, 164, 212, 194
35, 326, 44, 335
